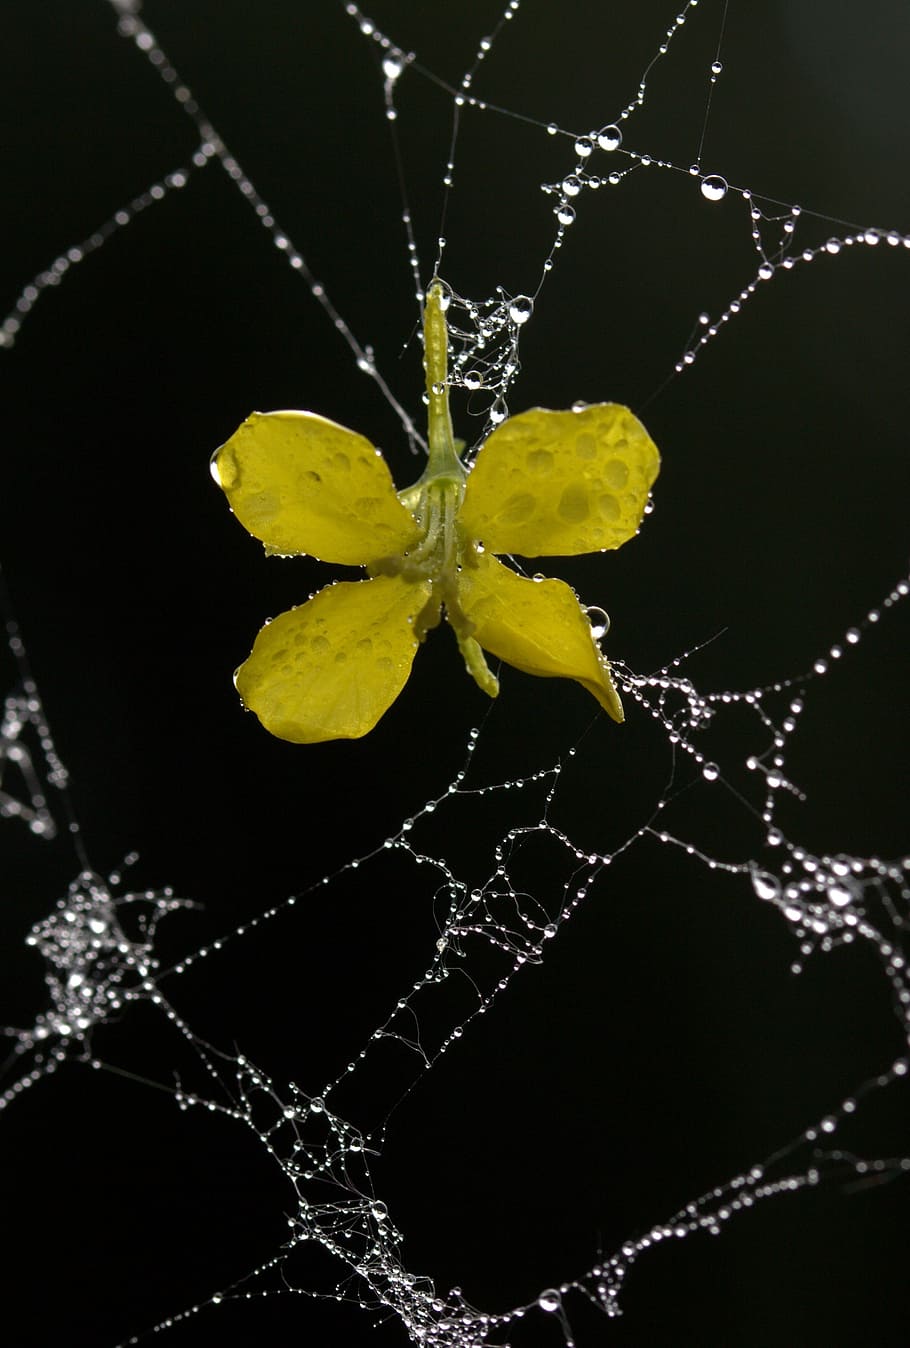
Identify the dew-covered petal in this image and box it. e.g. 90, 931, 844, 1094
459, 404, 659, 557
455, 552, 624, 721
212, 410, 422, 565
235, 575, 434, 743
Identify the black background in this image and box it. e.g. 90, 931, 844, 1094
2, 1, 909, 1344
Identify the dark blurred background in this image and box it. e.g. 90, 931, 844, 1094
1, 1, 909, 1344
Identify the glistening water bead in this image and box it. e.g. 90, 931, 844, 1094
597, 124, 622, 151
700, 174, 728, 202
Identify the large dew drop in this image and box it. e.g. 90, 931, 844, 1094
585, 606, 610, 640
751, 870, 780, 902
700, 174, 728, 202
597, 124, 622, 151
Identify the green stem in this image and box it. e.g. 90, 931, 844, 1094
393, 281, 498, 701
423, 281, 466, 485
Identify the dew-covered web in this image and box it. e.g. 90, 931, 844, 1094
2, 1, 910, 1344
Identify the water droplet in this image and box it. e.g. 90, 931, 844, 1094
597, 125, 622, 151
585, 606, 610, 639
562, 175, 582, 197
538, 1290, 561, 1313
702, 761, 719, 781
509, 295, 534, 325
574, 136, 594, 157
556, 204, 576, 226
700, 174, 728, 202
711, 60, 723, 74
752, 871, 779, 901
464, 370, 483, 390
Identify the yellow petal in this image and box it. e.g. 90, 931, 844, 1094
455, 552, 624, 721
212, 411, 422, 565
235, 574, 434, 743
459, 403, 659, 557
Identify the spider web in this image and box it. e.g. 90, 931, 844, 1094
2, 1, 909, 1344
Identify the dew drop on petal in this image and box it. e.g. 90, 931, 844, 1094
585, 606, 610, 639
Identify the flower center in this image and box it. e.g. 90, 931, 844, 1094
370, 279, 499, 698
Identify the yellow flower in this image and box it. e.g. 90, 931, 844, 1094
211, 283, 660, 743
